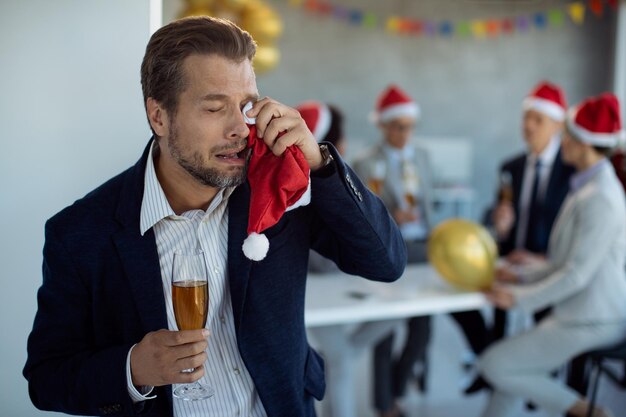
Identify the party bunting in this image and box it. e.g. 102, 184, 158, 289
289, 0, 617, 40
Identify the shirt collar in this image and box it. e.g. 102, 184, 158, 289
569, 158, 609, 192
528, 134, 561, 167
139, 141, 236, 235
382, 142, 414, 161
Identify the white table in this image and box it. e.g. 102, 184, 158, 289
305, 264, 489, 417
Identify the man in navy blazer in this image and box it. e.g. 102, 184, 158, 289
23, 17, 406, 417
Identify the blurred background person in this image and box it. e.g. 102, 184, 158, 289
458, 81, 576, 395
479, 93, 626, 417
297, 100, 348, 273
493, 81, 574, 263
353, 85, 433, 417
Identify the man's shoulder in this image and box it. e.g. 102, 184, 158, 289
46, 166, 134, 235
352, 143, 383, 165
501, 152, 526, 172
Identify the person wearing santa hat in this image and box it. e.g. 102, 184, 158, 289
493, 80, 575, 262
353, 85, 434, 417
478, 93, 626, 417
296, 100, 346, 156
23, 16, 407, 417
296, 101, 349, 274
457, 81, 577, 396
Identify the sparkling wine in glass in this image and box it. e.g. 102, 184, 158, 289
171, 249, 214, 401
498, 171, 513, 203
368, 160, 386, 195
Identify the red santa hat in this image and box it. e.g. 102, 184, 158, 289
296, 101, 331, 142
566, 93, 625, 147
373, 84, 420, 123
241, 102, 311, 261
522, 81, 567, 122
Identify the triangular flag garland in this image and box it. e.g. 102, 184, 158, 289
288, 0, 618, 40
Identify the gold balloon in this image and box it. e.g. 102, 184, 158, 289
217, 0, 249, 12
427, 219, 497, 291
253, 45, 280, 73
180, 5, 214, 18
185, 0, 214, 8
243, 11, 283, 43
180, 0, 283, 74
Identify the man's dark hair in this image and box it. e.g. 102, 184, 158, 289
593, 146, 615, 157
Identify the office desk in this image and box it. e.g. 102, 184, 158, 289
305, 264, 488, 417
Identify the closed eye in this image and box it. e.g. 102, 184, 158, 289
206, 107, 224, 113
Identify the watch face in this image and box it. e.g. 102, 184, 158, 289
322, 145, 333, 165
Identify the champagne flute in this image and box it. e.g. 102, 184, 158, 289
498, 171, 513, 203
171, 249, 214, 401
368, 160, 386, 195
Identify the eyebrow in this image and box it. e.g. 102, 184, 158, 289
200, 93, 260, 103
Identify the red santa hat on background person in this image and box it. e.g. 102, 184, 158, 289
372, 84, 420, 123
522, 81, 567, 122
241, 102, 311, 261
296, 101, 331, 142
566, 93, 625, 147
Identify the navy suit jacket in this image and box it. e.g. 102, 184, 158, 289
24, 141, 406, 417
498, 149, 575, 255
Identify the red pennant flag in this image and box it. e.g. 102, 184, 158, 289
486, 20, 500, 37
501, 18, 514, 34
305, 0, 318, 12
406, 20, 423, 35
317, 1, 332, 15
589, 0, 604, 16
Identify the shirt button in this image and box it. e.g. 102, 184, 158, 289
220, 316, 225, 324
213, 267, 220, 274
234, 368, 240, 375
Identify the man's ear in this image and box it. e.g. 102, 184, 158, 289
146, 98, 169, 137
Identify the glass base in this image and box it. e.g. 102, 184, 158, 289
173, 382, 215, 401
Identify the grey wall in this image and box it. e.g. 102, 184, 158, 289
0, 1, 151, 416
258, 0, 615, 217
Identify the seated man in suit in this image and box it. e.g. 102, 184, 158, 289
455, 81, 576, 394
23, 17, 406, 417
353, 85, 433, 417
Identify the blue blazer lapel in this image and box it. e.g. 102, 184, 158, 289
112, 141, 173, 410
227, 182, 252, 333
112, 141, 168, 334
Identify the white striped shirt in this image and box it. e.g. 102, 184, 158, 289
126, 142, 267, 417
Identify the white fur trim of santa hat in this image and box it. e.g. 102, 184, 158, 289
312, 104, 331, 142
378, 102, 420, 123
522, 97, 566, 122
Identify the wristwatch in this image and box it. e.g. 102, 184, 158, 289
318, 144, 334, 168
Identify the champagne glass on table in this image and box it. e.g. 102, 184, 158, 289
171, 249, 214, 400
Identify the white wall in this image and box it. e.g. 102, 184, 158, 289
0, 1, 151, 415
